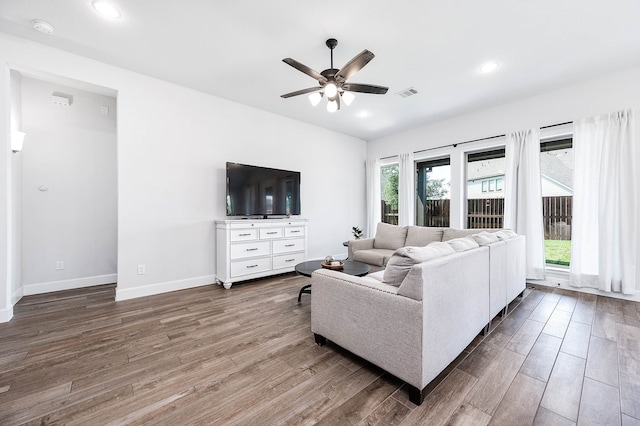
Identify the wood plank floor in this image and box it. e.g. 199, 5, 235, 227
1, 275, 639, 425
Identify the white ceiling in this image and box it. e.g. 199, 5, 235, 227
2, 0, 640, 140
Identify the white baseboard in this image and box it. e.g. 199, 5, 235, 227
115, 274, 217, 301
11, 286, 23, 305
529, 268, 640, 302
0, 306, 13, 323
23, 274, 118, 296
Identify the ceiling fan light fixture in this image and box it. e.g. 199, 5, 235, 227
327, 100, 338, 113
308, 92, 323, 107
324, 82, 338, 99
341, 91, 355, 106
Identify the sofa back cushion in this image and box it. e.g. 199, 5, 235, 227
442, 228, 499, 241
383, 245, 453, 287
470, 231, 500, 246
495, 229, 518, 240
405, 226, 444, 247
447, 237, 480, 252
373, 222, 408, 250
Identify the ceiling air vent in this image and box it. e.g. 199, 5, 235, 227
396, 87, 418, 98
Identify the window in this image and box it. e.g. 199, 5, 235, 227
416, 157, 450, 227
467, 148, 505, 228
380, 164, 399, 225
540, 137, 573, 266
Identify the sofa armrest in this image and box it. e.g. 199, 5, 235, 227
348, 238, 374, 259
311, 269, 423, 387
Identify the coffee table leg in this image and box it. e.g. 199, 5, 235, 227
298, 284, 312, 302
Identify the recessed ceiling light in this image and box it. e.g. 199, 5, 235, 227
32, 19, 54, 35
92, 1, 121, 19
479, 61, 499, 74
358, 111, 370, 118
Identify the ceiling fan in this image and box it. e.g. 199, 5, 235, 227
281, 38, 388, 112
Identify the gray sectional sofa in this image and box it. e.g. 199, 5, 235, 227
311, 222, 526, 405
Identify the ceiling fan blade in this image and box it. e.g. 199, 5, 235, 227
342, 83, 389, 95
335, 50, 375, 82
280, 87, 322, 98
282, 58, 328, 83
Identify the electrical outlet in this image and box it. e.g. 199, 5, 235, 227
137, 264, 146, 275
56, 261, 64, 270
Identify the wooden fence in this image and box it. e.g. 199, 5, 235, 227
421, 199, 450, 227
384, 196, 572, 240
467, 198, 504, 229
381, 201, 398, 225
542, 196, 572, 240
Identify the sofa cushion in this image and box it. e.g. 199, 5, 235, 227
383, 246, 449, 287
442, 228, 498, 241
367, 270, 385, 282
373, 222, 408, 250
470, 231, 500, 246
353, 248, 394, 267
447, 237, 480, 252
495, 229, 518, 240
426, 241, 456, 256
405, 226, 444, 247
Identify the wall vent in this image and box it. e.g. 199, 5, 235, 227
396, 87, 418, 98
51, 92, 73, 106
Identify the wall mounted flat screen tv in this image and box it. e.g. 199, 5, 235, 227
226, 162, 301, 217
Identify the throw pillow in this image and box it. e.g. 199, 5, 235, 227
373, 222, 408, 250
447, 237, 480, 252
383, 246, 443, 287
471, 231, 500, 246
495, 229, 518, 240
426, 241, 456, 256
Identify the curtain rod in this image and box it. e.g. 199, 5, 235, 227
379, 120, 573, 160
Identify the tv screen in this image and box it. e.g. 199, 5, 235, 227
226, 162, 301, 217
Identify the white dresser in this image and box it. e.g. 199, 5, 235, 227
215, 219, 308, 289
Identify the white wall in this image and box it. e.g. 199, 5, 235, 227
368, 64, 640, 296
0, 32, 366, 315
9, 70, 22, 304
1, 64, 11, 322
20, 76, 117, 294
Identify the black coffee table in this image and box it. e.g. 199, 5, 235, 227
295, 260, 370, 301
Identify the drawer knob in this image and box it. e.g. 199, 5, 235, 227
246, 248, 258, 251
247, 264, 258, 268
285, 244, 295, 247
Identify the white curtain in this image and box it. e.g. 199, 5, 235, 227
570, 109, 637, 294
398, 152, 415, 226
365, 159, 381, 238
504, 129, 546, 279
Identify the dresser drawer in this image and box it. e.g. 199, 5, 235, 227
230, 257, 272, 277
272, 238, 305, 254
230, 241, 271, 259
230, 229, 258, 242
273, 252, 306, 270
260, 228, 283, 239
284, 226, 305, 237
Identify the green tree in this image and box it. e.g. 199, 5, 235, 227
426, 176, 448, 199
381, 166, 398, 210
